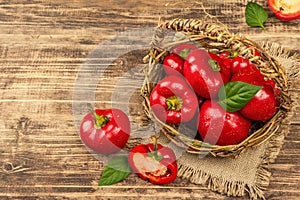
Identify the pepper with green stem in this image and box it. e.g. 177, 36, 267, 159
183, 49, 231, 99
79, 107, 130, 155
149, 75, 198, 124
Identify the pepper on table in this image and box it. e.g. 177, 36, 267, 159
128, 136, 178, 185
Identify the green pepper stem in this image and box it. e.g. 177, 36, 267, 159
151, 136, 159, 160
208, 59, 221, 72
178, 48, 192, 59
148, 136, 163, 161
89, 108, 110, 129
232, 51, 239, 58
166, 96, 183, 111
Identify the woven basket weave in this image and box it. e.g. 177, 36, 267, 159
141, 18, 292, 158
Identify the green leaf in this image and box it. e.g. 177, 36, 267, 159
245, 2, 268, 29
218, 81, 262, 112
98, 156, 131, 186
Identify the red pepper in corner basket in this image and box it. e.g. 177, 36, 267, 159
128, 137, 178, 185
149, 75, 198, 124
268, 0, 300, 21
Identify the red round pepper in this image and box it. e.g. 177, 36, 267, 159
239, 84, 278, 122
218, 50, 238, 71
150, 75, 198, 124
163, 53, 185, 75
230, 59, 280, 122
198, 100, 251, 146
80, 108, 130, 155
231, 56, 254, 75
231, 72, 279, 122
230, 56, 266, 83
268, 0, 300, 21
183, 50, 231, 99
128, 137, 178, 185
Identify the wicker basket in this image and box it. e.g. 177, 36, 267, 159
141, 18, 292, 158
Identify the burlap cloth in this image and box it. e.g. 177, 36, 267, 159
127, 42, 299, 200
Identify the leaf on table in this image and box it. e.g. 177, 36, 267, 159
99, 155, 131, 186
245, 2, 268, 29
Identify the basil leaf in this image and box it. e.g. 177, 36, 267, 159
245, 2, 268, 29
218, 81, 262, 112
99, 156, 131, 186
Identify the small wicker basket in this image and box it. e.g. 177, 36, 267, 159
141, 18, 292, 158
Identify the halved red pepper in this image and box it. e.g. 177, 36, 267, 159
268, 0, 300, 21
149, 75, 198, 124
128, 137, 178, 185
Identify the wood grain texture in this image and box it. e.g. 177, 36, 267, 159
0, 0, 299, 199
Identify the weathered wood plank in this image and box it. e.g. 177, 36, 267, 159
0, 0, 299, 199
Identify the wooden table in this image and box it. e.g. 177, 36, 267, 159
0, 1, 299, 199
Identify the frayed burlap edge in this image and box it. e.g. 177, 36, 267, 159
176, 124, 287, 200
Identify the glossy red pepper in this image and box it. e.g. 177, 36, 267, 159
231, 71, 279, 122
198, 100, 251, 146
218, 51, 239, 73
231, 56, 253, 75
183, 50, 231, 99
163, 53, 185, 75
268, 0, 300, 21
230, 56, 267, 84
150, 75, 198, 124
80, 108, 130, 155
128, 137, 178, 185
239, 84, 278, 122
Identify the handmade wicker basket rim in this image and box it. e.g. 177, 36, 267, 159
141, 18, 292, 158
